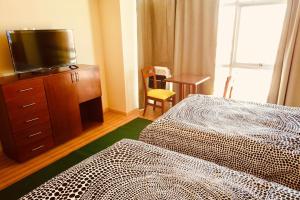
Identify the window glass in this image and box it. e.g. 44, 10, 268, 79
216, 5, 236, 65
235, 4, 286, 65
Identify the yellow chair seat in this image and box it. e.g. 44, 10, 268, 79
147, 89, 175, 100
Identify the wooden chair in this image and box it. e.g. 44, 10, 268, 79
223, 76, 234, 98
141, 66, 176, 115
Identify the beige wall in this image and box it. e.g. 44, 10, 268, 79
98, 0, 127, 112
120, 0, 139, 112
98, 0, 139, 113
0, 0, 139, 113
0, 0, 108, 110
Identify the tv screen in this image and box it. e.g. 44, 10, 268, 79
6, 29, 76, 73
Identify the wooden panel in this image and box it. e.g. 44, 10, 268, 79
76, 67, 101, 103
16, 136, 54, 162
0, 65, 104, 164
0, 90, 16, 159
13, 124, 52, 146
44, 72, 82, 145
2, 78, 44, 101
9, 109, 50, 133
0, 76, 52, 162
6, 92, 48, 122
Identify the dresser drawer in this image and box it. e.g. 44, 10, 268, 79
13, 123, 52, 146
2, 78, 45, 101
16, 136, 54, 162
7, 92, 48, 122
10, 109, 50, 133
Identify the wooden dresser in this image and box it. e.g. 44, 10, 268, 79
0, 65, 103, 162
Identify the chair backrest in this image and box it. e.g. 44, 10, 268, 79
223, 76, 234, 99
141, 66, 157, 96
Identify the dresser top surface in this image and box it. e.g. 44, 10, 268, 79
0, 65, 98, 85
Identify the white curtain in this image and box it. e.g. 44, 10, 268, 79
173, 0, 219, 94
268, 0, 300, 106
137, 0, 176, 107
137, 0, 219, 106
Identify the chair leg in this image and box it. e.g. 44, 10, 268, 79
143, 99, 148, 116
153, 100, 156, 111
172, 96, 176, 106
229, 87, 233, 99
161, 101, 165, 115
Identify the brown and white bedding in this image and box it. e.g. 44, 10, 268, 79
21, 139, 300, 199
139, 95, 300, 190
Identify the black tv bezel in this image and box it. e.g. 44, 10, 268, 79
6, 29, 77, 73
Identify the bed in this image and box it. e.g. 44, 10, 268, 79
21, 139, 300, 199
139, 95, 300, 190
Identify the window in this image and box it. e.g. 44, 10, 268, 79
217, 0, 287, 69
215, 0, 287, 102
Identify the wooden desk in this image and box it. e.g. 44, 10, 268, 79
165, 74, 210, 101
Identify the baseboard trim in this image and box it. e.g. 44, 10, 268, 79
103, 107, 110, 113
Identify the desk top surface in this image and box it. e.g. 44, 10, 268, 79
165, 74, 210, 85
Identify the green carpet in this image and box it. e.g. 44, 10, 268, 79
0, 118, 152, 200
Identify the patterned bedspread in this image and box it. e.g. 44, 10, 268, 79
21, 139, 300, 199
139, 95, 300, 190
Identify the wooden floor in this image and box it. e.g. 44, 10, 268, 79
0, 108, 163, 190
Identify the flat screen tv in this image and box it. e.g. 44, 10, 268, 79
6, 29, 77, 73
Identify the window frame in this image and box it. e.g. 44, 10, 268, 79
222, 0, 286, 70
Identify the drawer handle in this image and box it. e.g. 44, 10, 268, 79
28, 131, 42, 138
71, 73, 75, 83
25, 117, 40, 123
75, 72, 79, 82
19, 88, 33, 93
31, 145, 44, 152
22, 102, 36, 108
